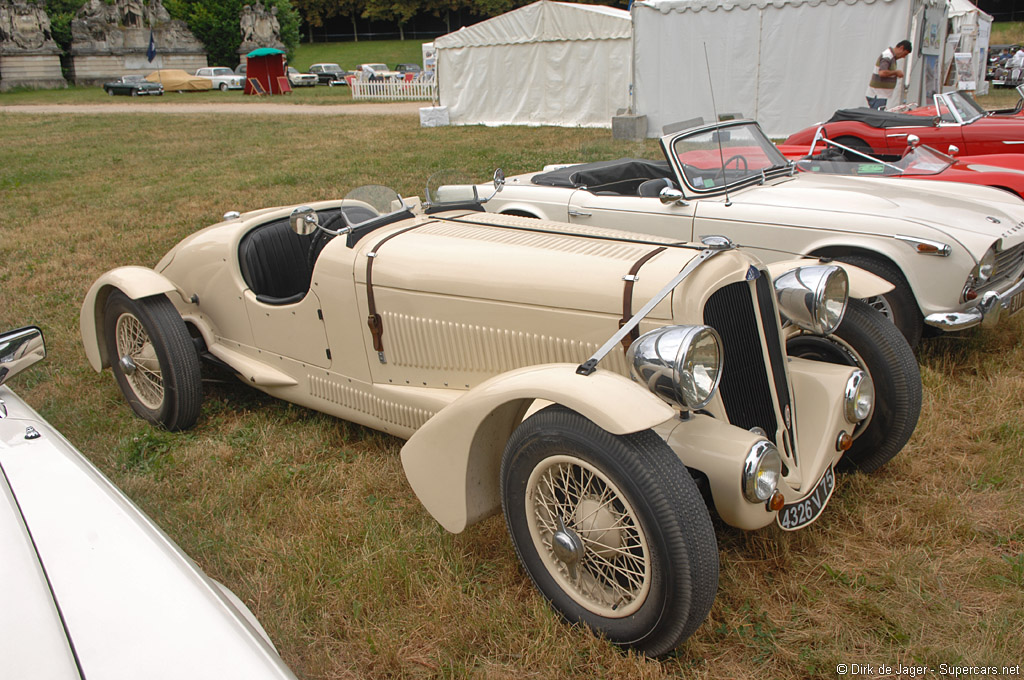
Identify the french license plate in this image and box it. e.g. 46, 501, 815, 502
777, 466, 836, 531
1006, 290, 1024, 317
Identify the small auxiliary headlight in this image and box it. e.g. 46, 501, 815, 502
844, 369, 874, 423
742, 440, 782, 503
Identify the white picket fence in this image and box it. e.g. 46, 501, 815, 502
350, 78, 437, 102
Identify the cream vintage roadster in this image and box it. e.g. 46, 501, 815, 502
80, 182, 919, 655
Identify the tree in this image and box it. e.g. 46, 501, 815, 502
165, 0, 299, 66
43, 0, 86, 54
361, 0, 420, 41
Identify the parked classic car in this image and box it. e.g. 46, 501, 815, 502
784, 90, 1024, 157
80, 181, 918, 655
308, 63, 351, 86
356, 63, 401, 80
482, 119, 1024, 349
286, 67, 317, 87
0, 327, 297, 680
145, 69, 212, 92
195, 66, 244, 91
396, 63, 422, 76
102, 74, 163, 97
778, 129, 1024, 199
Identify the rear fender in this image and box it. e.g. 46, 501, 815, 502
80, 267, 183, 371
767, 258, 894, 298
400, 363, 675, 533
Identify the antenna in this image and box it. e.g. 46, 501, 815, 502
703, 43, 731, 207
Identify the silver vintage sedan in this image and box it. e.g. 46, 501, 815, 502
0, 327, 297, 680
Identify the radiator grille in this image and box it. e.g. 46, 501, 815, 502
981, 238, 1024, 294
703, 278, 781, 443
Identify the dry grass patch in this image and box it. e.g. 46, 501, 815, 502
2, 111, 1022, 679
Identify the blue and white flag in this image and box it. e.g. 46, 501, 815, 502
147, 30, 156, 62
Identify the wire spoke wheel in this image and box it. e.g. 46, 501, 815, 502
115, 311, 165, 410
527, 454, 651, 618
501, 406, 718, 656
103, 291, 202, 431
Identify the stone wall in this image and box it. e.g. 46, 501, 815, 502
69, 0, 206, 86
0, 0, 65, 90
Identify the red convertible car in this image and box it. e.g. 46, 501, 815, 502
778, 130, 1024, 199
784, 90, 1024, 157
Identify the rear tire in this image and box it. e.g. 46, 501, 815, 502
501, 405, 718, 656
788, 299, 921, 472
836, 254, 923, 348
103, 290, 202, 431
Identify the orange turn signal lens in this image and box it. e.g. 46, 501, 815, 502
768, 491, 786, 512
837, 431, 853, 451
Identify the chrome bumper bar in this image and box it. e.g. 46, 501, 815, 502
924, 276, 1024, 331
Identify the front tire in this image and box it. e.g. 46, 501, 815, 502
501, 406, 718, 656
219, 82, 228, 92
103, 290, 202, 431
836, 254, 923, 348
787, 299, 921, 472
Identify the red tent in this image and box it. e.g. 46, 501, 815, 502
243, 47, 290, 95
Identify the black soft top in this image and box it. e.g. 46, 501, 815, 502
827, 107, 937, 129
531, 158, 673, 192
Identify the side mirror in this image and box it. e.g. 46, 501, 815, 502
493, 168, 505, 193
659, 187, 687, 206
289, 206, 319, 236
947, 145, 960, 157
0, 326, 45, 387
906, 134, 920, 149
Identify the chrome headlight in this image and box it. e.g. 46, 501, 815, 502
627, 325, 723, 411
742, 440, 782, 503
844, 369, 874, 422
774, 265, 848, 335
975, 245, 998, 284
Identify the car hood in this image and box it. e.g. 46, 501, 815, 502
0, 387, 297, 680
349, 211, 712, 320
724, 173, 1024, 251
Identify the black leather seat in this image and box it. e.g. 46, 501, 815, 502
638, 177, 677, 197
238, 219, 314, 305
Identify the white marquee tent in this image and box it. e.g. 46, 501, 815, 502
631, 0, 946, 138
434, 1, 632, 128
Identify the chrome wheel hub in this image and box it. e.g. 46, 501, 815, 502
119, 355, 137, 375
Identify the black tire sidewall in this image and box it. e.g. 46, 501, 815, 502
788, 298, 921, 472
102, 290, 200, 430
501, 406, 718, 654
836, 254, 922, 348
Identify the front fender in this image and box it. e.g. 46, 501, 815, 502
80, 266, 182, 371
767, 258, 893, 298
400, 363, 675, 533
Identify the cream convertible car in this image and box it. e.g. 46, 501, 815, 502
481, 119, 1024, 348
80, 185, 919, 655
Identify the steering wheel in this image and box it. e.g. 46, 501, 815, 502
306, 210, 345, 271
712, 154, 748, 184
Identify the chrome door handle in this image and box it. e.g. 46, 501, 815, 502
568, 209, 591, 217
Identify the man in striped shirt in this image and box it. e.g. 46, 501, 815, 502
865, 40, 912, 110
